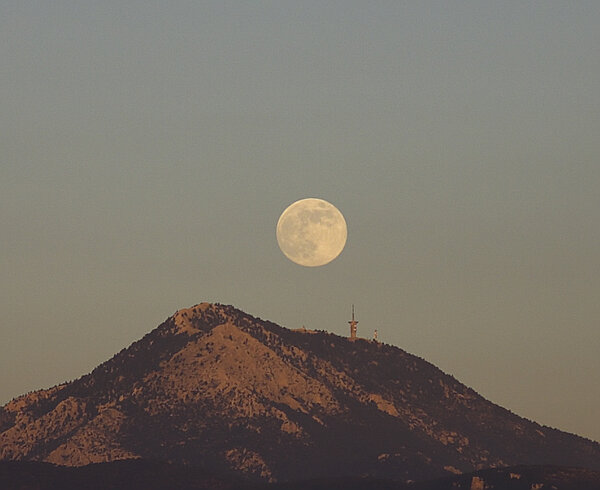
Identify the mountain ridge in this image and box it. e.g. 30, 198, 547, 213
2, 460, 600, 490
1, 303, 598, 483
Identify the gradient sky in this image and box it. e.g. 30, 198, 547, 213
2, 2, 599, 442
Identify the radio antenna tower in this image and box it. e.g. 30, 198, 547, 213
349, 304, 358, 340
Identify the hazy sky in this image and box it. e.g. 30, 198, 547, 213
2, 2, 599, 442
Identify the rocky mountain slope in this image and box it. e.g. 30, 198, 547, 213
1, 303, 599, 483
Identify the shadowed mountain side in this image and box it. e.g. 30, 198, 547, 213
1, 303, 599, 483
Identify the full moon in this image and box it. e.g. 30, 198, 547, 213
276, 198, 347, 267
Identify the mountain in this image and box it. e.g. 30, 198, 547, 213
1, 303, 599, 484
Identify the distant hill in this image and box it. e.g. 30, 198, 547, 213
1, 303, 599, 484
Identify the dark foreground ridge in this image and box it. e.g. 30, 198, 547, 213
0, 460, 237, 490
1, 303, 599, 485
1, 460, 599, 490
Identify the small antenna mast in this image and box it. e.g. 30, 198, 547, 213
349, 304, 358, 340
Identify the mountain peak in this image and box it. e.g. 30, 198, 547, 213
171, 302, 222, 335
168, 302, 260, 337
1, 303, 599, 483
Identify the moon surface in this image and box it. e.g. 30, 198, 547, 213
276, 198, 347, 267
